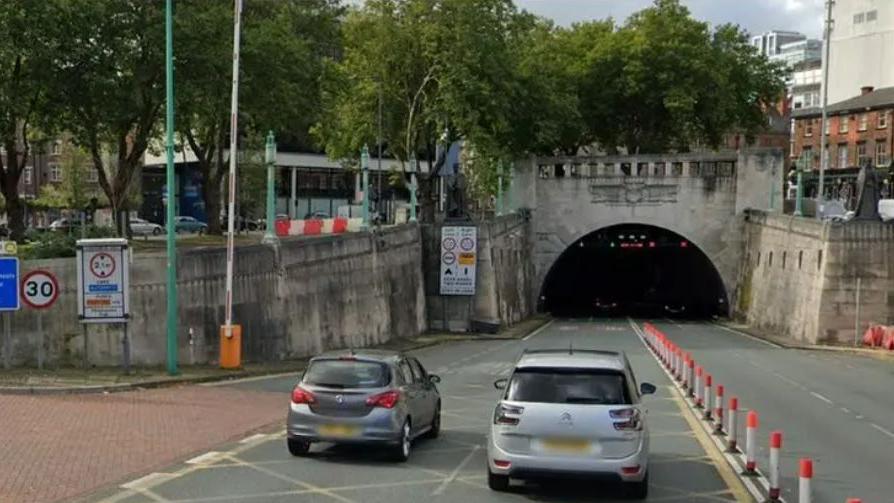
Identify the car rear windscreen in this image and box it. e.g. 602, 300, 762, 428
303, 359, 390, 388
506, 368, 630, 404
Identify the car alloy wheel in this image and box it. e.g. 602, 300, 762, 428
392, 420, 411, 462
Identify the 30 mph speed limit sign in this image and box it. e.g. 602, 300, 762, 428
21, 270, 60, 309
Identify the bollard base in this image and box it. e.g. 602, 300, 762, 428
740, 469, 759, 477
219, 324, 243, 370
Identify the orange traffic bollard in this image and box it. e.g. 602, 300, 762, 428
220, 324, 242, 369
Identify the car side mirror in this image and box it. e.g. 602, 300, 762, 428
428, 374, 441, 384
494, 378, 508, 390
640, 382, 657, 395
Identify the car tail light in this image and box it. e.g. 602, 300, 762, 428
493, 459, 511, 469
621, 465, 641, 475
291, 386, 316, 405
611, 408, 642, 431
493, 403, 524, 425
365, 390, 400, 409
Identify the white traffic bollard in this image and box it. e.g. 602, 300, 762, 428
745, 410, 758, 474
799, 458, 813, 503
727, 397, 739, 452
703, 374, 713, 420
714, 384, 725, 434
694, 366, 703, 407
687, 358, 695, 396
769, 431, 782, 501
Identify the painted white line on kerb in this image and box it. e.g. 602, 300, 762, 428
121, 472, 176, 490
711, 323, 783, 348
627, 318, 776, 503
239, 433, 271, 444
523, 319, 554, 341
871, 423, 894, 439
200, 371, 299, 387
810, 392, 834, 405
185, 451, 223, 465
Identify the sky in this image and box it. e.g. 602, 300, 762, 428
515, 0, 826, 39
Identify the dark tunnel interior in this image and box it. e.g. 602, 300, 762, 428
539, 224, 729, 319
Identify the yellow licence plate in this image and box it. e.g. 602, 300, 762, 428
540, 438, 590, 453
318, 424, 360, 438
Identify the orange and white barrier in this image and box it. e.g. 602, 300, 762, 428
275, 217, 363, 237
703, 374, 713, 420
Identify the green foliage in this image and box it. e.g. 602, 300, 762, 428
31, 142, 105, 210
20, 226, 117, 259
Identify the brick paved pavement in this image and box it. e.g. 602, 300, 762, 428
0, 385, 285, 503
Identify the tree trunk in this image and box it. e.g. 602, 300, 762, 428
2, 186, 25, 241
203, 172, 223, 235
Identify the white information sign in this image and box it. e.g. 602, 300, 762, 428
439, 226, 477, 295
76, 239, 130, 323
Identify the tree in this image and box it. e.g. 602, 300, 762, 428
176, 0, 341, 234
32, 141, 105, 211
0, 2, 59, 240
54, 0, 166, 234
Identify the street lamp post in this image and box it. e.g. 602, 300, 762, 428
164, 0, 178, 375
409, 158, 418, 223
361, 145, 370, 229
262, 131, 278, 245
794, 153, 809, 217
496, 162, 504, 216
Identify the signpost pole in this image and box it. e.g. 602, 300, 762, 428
497, 162, 504, 216
164, 0, 178, 376
36, 313, 43, 370
122, 323, 131, 375
361, 145, 370, 229
82, 325, 89, 369
2, 313, 9, 370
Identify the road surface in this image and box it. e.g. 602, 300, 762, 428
85, 319, 745, 503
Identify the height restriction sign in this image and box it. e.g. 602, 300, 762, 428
76, 239, 130, 323
439, 226, 477, 295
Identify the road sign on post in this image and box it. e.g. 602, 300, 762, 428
0, 255, 19, 369
77, 239, 131, 372
21, 270, 60, 309
439, 226, 477, 295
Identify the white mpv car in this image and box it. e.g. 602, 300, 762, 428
487, 349, 655, 498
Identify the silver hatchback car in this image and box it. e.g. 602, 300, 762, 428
487, 349, 656, 498
287, 350, 441, 462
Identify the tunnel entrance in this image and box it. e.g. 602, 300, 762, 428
540, 224, 728, 318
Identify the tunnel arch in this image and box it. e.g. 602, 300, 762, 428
538, 223, 730, 318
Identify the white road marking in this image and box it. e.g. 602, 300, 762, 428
810, 392, 834, 405
199, 371, 299, 387
431, 445, 480, 495
664, 317, 683, 328
871, 423, 894, 439
770, 371, 806, 389
185, 451, 224, 465
121, 472, 177, 490
523, 319, 554, 341
840, 407, 852, 414
239, 433, 270, 444
711, 323, 783, 348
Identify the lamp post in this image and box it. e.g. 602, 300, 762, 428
164, 0, 178, 375
496, 162, 504, 216
262, 131, 278, 245
361, 145, 370, 229
409, 158, 418, 222
794, 153, 810, 217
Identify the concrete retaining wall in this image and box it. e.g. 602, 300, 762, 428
737, 210, 894, 344
422, 213, 535, 332
5, 225, 427, 367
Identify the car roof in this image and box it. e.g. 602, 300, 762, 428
514, 349, 627, 371
312, 349, 404, 363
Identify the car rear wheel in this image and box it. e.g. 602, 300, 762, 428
425, 404, 441, 439
487, 470, 510, 492
625, 470, 648, 500
152, 227, 161, 236
287, 438, 310, 457
391, 420, 411, 462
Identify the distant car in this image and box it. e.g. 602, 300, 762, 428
130, 217, 164, 236
303, 211, 330, 220
49, 218, 83, 232
220, 214, 260, 231
173, 216, 208, 234
287, 349, 441, 462
487, 349, 656, 498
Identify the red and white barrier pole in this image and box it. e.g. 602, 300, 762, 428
674, 349, 681, 379
695, 366, 704, 407
687, 357, 695, 396
703, 374, 713, 420
745, 410, 758, 474
845, 499, 862, 503
769, 431, 782, 501
799, 458, 813, 503
727, 397, 739, 452
714, 384, 725, 434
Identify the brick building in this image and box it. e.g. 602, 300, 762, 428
792, 86, 894, 172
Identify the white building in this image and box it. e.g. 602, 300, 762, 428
771, 39, 822, 69
827, 0, 894, 103
751, 31, 807, 58
791, 61, 823, 110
